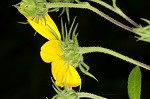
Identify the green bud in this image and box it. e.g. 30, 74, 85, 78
52, 83, 79, 99
14, 0, 48, 18
61, 17, 83, 68
62, 40, 83, 68
134, 18, 150, 43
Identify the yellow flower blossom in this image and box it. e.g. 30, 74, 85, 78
25, 13, 81, 87
14, 0, 95, 88
15, 1, 81, 87
23, 10, 81, 87
40, 40, 81, 87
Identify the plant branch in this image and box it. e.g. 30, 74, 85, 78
78, 92, 107, 99
90, 0, 139, 27
45, 2, 137, 34
78, 47, 150, 70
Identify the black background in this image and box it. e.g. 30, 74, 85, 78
1, 0, 150, 99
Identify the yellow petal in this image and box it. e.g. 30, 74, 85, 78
26, 14, 61, 40
44, 14, 60, 38
52, 59, 67, 85
64, 64, 81, 87
40, 40, 63, 63
52, 59, 81, 87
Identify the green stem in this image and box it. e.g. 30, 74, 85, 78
90, 0, 139, 27
45, 2, 136, 34
78, 92, 107, 99
78, 47, 150, 70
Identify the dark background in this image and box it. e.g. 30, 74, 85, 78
1, 0, 150, 99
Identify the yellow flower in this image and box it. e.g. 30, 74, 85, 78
25, 12, 81, 87
14, 1, 93, 88
40, 40, 81, 87
15, 1, 82, 86
26, 14, 61, 40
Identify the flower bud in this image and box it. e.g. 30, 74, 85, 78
14, 0, 48, 18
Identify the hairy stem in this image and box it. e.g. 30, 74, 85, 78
90, 0, 139, 27
78, 92, 107, 99
78, 47, 150, 70
45, 2, 136, 34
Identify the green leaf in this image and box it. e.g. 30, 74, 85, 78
128, 66, 142, 99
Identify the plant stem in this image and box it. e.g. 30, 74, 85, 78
45, 2, 136, 34
78, 47, 150, 70
90, 0, 139, 27
78, 92, 107, 99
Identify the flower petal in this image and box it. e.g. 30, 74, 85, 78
52, 59, 81, 87
65, 64, 81, 87
26, 14, 61, 40
52, 59, 67, 85
40, 40, 63, 63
